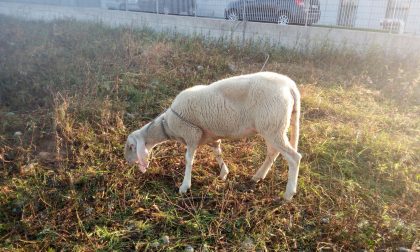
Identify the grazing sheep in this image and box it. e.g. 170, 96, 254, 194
124, 72, 301, 201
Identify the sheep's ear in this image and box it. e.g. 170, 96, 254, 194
135, 137, 149, 160
127, 136, 136, 151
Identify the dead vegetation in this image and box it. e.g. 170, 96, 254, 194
0, 15, 419, 251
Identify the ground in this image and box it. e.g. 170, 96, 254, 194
0, 15, 419, 251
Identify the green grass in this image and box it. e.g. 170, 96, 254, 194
0, 15, 419, 251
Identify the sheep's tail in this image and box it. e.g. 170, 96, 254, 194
289, 85, 301, 151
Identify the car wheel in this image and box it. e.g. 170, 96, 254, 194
227, 10, 239, 21
277, 14, 289, 25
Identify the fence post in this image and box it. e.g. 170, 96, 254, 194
390, 0, 398, 33
243, 0, 246, 21
194, 0, 197, 17
156, 0, 159, 14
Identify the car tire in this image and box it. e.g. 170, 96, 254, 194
227, 10, 240, 21
277, 14, 289, 25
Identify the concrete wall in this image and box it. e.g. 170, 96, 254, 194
0, 2, 419, 58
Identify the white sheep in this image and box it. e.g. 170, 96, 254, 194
124, 72, 301, 201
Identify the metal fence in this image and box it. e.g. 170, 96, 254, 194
103, 0, 420, 35
1, 0, 101, 7
3, 0, 419, 35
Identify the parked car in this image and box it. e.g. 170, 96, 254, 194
224, 0, 321, 25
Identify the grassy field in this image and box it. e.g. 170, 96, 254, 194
0, 15, 419, 251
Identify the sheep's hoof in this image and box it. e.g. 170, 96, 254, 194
272, 196, 286, 204
283, 190, 295, 201
251, 175, 261, 183
219, 173, 228, 181
219, 164, 229, 181
179, 184, 190, 194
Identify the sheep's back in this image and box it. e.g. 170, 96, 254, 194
170, 72, 295, 137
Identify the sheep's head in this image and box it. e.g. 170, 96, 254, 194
124, 133, 149, 173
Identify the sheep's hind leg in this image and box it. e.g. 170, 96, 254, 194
179, 145, 197, 194
266, 134, 302, 201
209, 140, 229, 180
252, 143, 280, 182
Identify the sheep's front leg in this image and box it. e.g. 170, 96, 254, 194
209, 140, 229, 180
179, 145, 197, 194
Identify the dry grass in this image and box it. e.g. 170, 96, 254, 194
0, 15, 419, 251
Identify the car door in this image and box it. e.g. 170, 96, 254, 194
264, 0, 279, 23
277, 0, 296, 23
243, 0, 258, 21
255, 0, 269, 22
